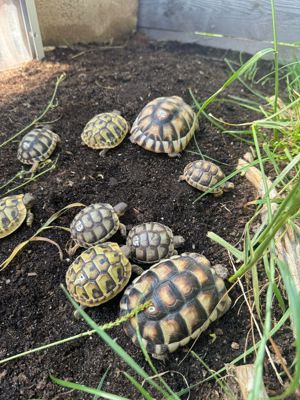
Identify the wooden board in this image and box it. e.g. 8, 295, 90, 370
138, 0, 300, 60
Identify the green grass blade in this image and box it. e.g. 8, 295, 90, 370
207, 232, 244, 261
93, 367, 111, 400
50, 375, 129, 400
123, 372, 154, 400
60, 285, 173, 399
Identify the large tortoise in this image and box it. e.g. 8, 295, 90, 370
120, 252, 231, 359
130, 96, 198, 157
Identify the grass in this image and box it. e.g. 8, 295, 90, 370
1, 1, 300, 399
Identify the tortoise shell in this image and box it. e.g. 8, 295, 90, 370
81, 112, 129, 150
120, 252, 231, 358
70, 203, 121, 248
0, 194, 33, 238
126, 222, 184, 264
179, 160, 234, 196
130, 96, 198, 156
17, 127, 60, 165
66, 242, 132, 307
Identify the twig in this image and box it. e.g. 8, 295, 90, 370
0, 73, 66, 148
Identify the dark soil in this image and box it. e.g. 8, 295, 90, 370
0, 35, 295, 399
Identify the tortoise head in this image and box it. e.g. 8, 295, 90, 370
212, 264, 228, 280
173, 235, 185, 248
223, 181, 234, 192
23, 193, 35, 208
113, 202, 128, 216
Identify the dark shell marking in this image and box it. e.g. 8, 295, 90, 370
126, 222, 176, 263
120, 253, 231, 356
130, 96, 198, 154
81, 112, 129, 149
66, 242, 132, 307
17, 127, 59, 164
70, 203, 119, 247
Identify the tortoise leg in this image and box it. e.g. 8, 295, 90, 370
74, 305, 87, 320
119, 223, 127, 238
168, 152, 181, 158
152, 353, 168, 362
26, 210, 34, 227
172, 250, 178, 256
213, 189, 223, 197
30, 161, 40, 175
178, 175, 185, 182
99, 149, 109, 157
132, 264, 144, 275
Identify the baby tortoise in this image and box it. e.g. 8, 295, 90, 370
179, 160, 234, 196
126, 222, 185, 264
66, 242, 143, 315
130, 96, 198, 157
0, 193, 34, 238
17, 126, 60, 173
81, 111, 129, 156
120, 252, 231, 360
67, 202, 127, 256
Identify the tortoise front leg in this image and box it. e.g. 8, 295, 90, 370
99, 149, 109, 157
26, 210, 34, 227
74, 305, 87, 320
30, 161, 40, 175
132, 264, 144, 275
119, 223, 127, 238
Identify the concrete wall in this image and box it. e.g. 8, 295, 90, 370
35, 0, 138, 46
138, 0, 300, 60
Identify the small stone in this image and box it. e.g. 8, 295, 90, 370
215, 328, 223, 336
231, 342, 240, 350
5, 279, 10, 284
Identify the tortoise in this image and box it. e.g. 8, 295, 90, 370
126, 222, 185, 264
66, 242, 143, 314
130, 96, 198, 157
179, 160, 234, 196
67, 202, 128, 256
120, 252, 231, 360
17, 126, 60, 173
81, 111, 129, 156
0, 193, 34, 238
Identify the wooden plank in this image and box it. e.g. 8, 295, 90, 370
138, 0, 300, 59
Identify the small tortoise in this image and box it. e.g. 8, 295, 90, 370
17, 126, 60, 173
81, 111, 129, 156
120, 252, 231, 360
0, 193, 34, 238
67, 202, 128, 255
130, 96, 198, 157
126, 222, 185, 264
66, 242, 142, 311
179, 160, 234, 196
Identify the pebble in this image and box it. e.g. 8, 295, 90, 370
231, 342, 240, 350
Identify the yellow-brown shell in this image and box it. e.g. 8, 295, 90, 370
180, 160, 233, 195
70, 203, 120, 248
17, 127, 60, 165
120, 253, 231, 357
130, 96, 198, 155
66, 242, 132, 307
0, 194, 27, 238
81, 112, 129, 149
